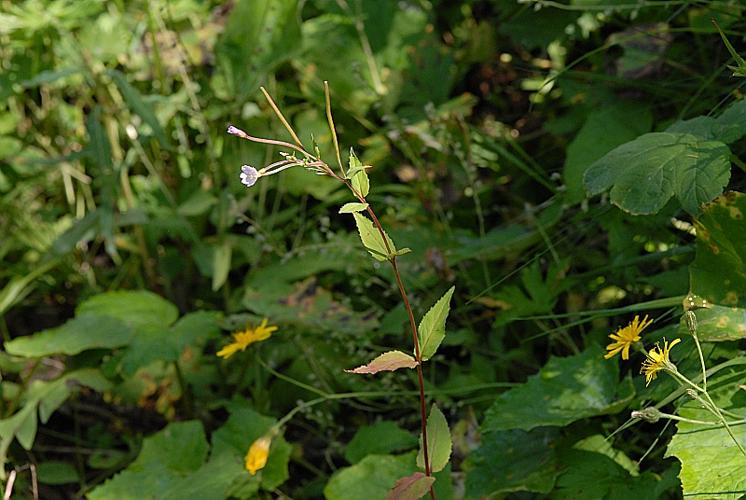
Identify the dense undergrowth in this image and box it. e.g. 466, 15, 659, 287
1, 0, 746, 498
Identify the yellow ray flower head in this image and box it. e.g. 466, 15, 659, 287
245, 435, 272, 475
641, 338, 681, 386
604, 314, 653, 360
216, 318, 278, 359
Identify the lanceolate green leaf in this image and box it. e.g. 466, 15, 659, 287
339, 202, 369, 214
345, 351, 418, 374
352, 212, 395, 261
349, 150, 370, 197
416, 404, 451, 473
584, 132, 731, 215
417, 287, 455, 361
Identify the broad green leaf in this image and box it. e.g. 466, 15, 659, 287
416, 405, 451, 473
116, 312, 220, 376
584, 132, 731, 215
687, 305, 746, 341
88, 421, 209, 500
352, 212, 395, 261
339, 202, 369, 214
552, 449, 665, 499
666, 99, 746, 145
326, 451, 453, 500
690, 192, 746, 309
349, 151, 370, 197
76, 290, 179, 328
564, 102, 652, 203
386, 472, 435, 500
345, 421, 418, 464
210, 403, 291, 491
572, 435, 639, 476
7, 291, 181, 358
482, 345, 635, 431
325, 454, 416, 500
163, 452, 252, 500
465, 427, 562, 496
665, 406, 746, 499
4, 315, 132, 357
346, 350, 418, 374
417, 287, 455, 361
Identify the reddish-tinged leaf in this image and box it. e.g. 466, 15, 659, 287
346, 350, 418, 374
386, 472, 435, 500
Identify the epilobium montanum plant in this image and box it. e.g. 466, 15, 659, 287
607, 300, 746, 458
227, 83, 454, 498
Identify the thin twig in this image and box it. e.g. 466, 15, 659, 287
260, 87, 304, 148
324, 81, 345, 176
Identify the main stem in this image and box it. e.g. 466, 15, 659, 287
364, 203, 435, 499
229, 122, 436, 497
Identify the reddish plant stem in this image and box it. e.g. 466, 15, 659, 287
363, 203, 435, 500
229, 126, 436, 498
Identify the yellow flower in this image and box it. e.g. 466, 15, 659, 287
604, 314, 653, 360
245, 435, 272, 475
641, 338, 681, 386
216, 318, 278, 359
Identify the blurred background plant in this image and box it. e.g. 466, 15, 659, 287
1, 0, 745, 498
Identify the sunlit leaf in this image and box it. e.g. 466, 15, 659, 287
482, 345, 635, 431
339, 202, 369, 214
665, 406, 746, 499
584, 132, 731, 215
346, 350, 417, 374
417, 287, 455, 361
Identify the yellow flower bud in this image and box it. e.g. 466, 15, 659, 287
245, 435, 272, 475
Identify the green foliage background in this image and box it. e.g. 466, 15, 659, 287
1, 0, 745, 498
